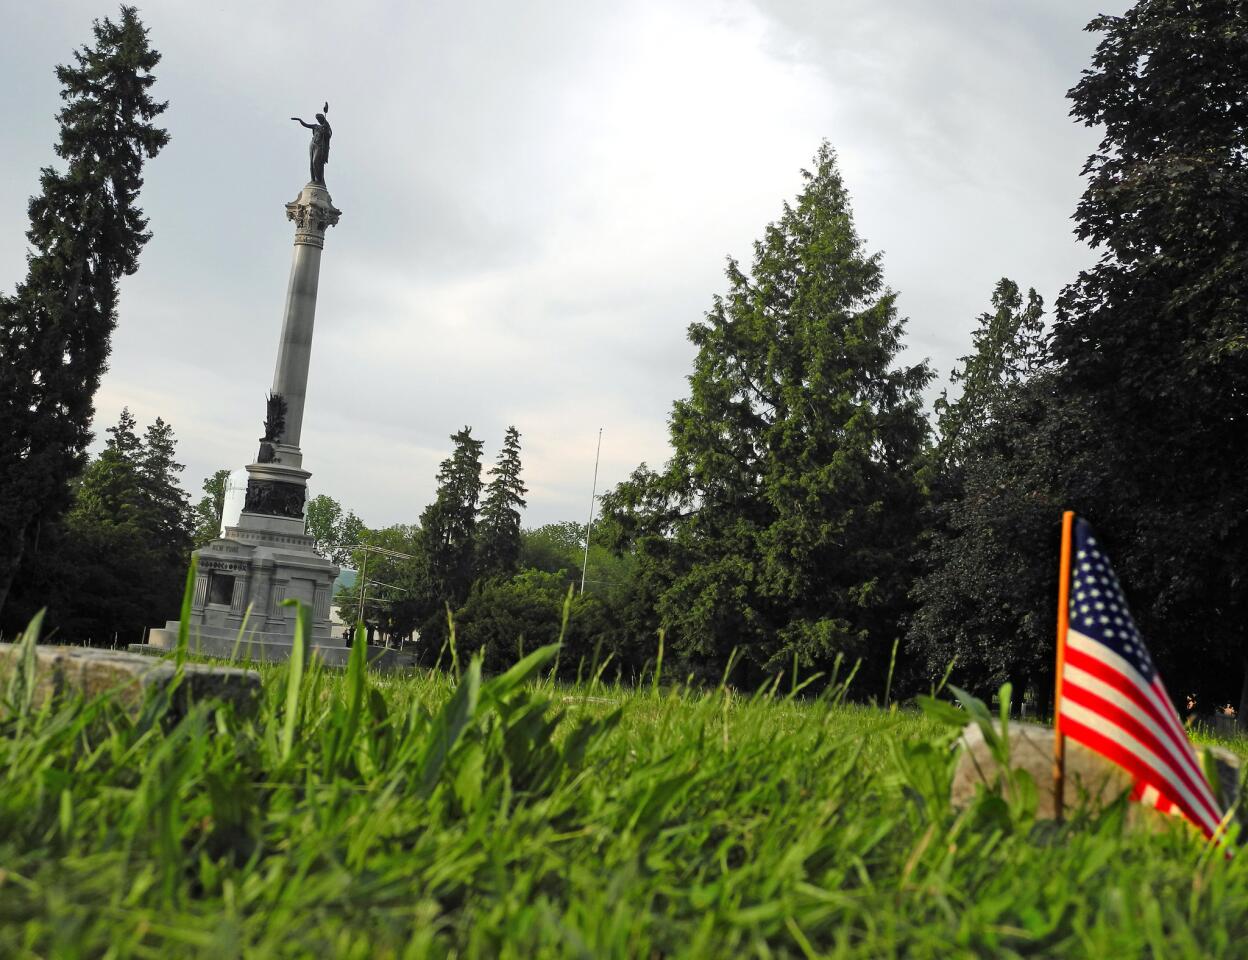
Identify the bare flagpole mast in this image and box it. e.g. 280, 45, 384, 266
580, 428, 603, 595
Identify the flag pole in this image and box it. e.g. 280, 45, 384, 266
1053, 510, 1075, 821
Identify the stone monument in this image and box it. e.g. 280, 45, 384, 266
147, 105, 364, 665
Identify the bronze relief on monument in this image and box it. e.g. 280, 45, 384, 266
244, 479, 306, 519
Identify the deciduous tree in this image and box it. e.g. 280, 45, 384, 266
1046, 0, 1248, 717
192, 469, 230, 548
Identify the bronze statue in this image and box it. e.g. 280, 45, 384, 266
292, 102, 332, 186
262, 392, 288, 443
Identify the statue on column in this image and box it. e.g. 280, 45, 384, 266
291, 102, 332, 186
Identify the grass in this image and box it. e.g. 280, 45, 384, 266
3, 615, 1248, 958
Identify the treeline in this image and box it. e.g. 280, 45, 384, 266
0, 408, 218, 642
308, 427, 651, 679
3, 3, 1247, 717
594, 1, 1248, 715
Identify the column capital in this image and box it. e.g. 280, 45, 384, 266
285, 182, 342, 248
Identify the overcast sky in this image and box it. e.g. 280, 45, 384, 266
2, 1, 1121, 529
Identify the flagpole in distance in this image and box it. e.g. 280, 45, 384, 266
1053, 510, 1075, 821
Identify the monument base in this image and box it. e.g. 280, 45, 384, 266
149, 480, 349, 663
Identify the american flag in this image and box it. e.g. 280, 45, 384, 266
1057, 517, 1225, 839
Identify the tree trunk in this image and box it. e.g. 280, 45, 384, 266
0, 524, 28, 622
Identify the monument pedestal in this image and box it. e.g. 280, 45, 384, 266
147, 503, 345, 663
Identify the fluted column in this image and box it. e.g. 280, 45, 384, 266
241, 183, 341, 527
271, 183, 341, 452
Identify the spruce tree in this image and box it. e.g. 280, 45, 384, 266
0, 7, 168, 613
136, 417, 192, 549
476, 426, 527, 580
602, 144, 931, 687
420, 427, 485, 613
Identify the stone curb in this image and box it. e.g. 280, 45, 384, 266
0, 642, 261, 720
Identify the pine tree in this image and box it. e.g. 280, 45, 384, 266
0, 7, 168, 614
420, 427, 485, 612
476, 426, 527, 580
602, 144, 931, 687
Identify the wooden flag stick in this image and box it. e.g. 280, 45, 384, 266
1053, 510, 1075, 821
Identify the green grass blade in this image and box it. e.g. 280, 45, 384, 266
417, 656, 481, 796
175, 556, 197, 671
482, 643, 561, 705
334, 621, 369, 771
5, 609, 44, 719
280, 599, 308, 763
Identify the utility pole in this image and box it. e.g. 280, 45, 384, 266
347, 543, 416, 634
580, 427, 603, 595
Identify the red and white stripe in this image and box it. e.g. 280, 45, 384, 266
1059, 628, 1224, 839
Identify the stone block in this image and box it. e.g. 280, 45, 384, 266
0, 642, 261, 720
952, 720, 1241, 832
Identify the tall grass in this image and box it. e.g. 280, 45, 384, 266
1, 609, 1247, 957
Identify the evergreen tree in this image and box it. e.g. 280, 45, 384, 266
906, 282, 1056, 697
0, 7, 168, 614
419, 427, 484, 618
476, 426, 527, 580
602, 144, 931, 687
105, 407, 143, 458
932, 279, 1045, 473
1, 409, 193, 643
136, 416, 192, 552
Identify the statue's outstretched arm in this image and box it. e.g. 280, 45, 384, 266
291, 117, 316, 130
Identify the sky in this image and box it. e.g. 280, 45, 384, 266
1, 0, 1122, 529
